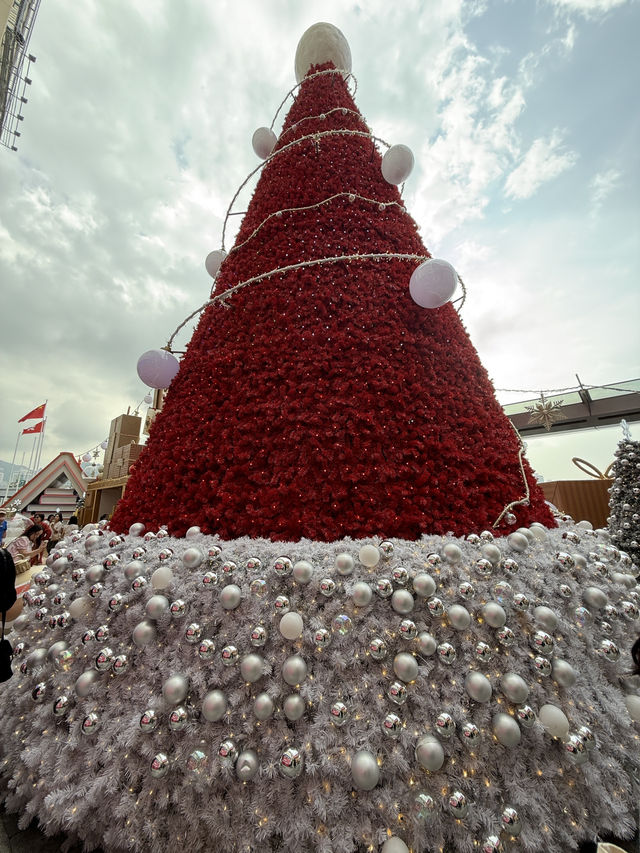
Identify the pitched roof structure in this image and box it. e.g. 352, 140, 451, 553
0, 452, 87, 512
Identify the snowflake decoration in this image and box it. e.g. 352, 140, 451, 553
525, 396, 566, 431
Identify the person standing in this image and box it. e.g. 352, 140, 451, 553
0, 511, 7, 546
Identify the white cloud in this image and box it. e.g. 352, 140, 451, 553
545, 0, 629, 15
504, 132, 577, 199
589, 167, 622, 215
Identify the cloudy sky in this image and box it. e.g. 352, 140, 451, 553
1, 0, 638, 485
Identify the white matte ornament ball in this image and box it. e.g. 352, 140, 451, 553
482, 543, 502, 564
163, 674, 189, 705
335, 553, 354, 575
251, 127, 277, 159
500, 673, 529, 704
240, 653, 264, 683
534, 606, 558, 632
413, 573, 436, 597
351, 749, 379, 791
68, 597, 90, 619
74, 669, 98, 697
293, 560, 313, 583
359, 544, 380, 567
204, 249, 226, 277
410, 259, 458, 309
352, 582, 373, 606
294, 22, 352, 82
283, 694, 306, 721
493, 713, 521, 746
483, 602, 507, 628
391, 589, 414, 614
393, 652, 419, 683
539, 704, 570, 737
185, 526, 201, 539
220, 584, 242, 610
418, 632, 437, 655
129, 522, 145, 537
137, 349, 179, 389
448, 604, 471, 630
381, 839, 410, 853
132, 619, 157, 647
415, 735, 444, 771
151, 566, 173, 591
624, 694, 640, 722
381, 144, 414, 185
552, 658, 577, 688
145, 595, 169, 620
202, 690, 227, 722
583, 586, 608, 609
465, 671, 492, 702
182, 547, 204, 569
442, 542, 462, 563
254, 693, 275, 721
282, 654, 307, 686
279, 611, 304, 640
508, 532, 529, 552
236, 749, 259, 781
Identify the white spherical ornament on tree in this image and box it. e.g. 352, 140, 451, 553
283, 694, 306, 721
204, 249, 227, 278
351, 749, 379, 791
534, 606, 558, 632
493, 713, 521, 746
282, 654, 307, 686
240, 653, 264, 683
279, 611, 304, 640
409, 259, 458, 309
413, 573, 436, 597
293, 560, 313, 583
145, 595, 169, 620
552, 658, 577, 688
151, 566, 173, 591
465, 671, 492, 702
448, 604, 471, 630
202, 690, 227, 722
136, 349, 180, 390
415, 735, 444, 771
393, 652, 418, 683
254, 693, 275, 721
483, 602, 506, 628
624, 694, 640, 722
500, 672, 529, 704
251, 127, 277, 159
352, 581, 373, 606
359, 543, 380, 567
381, 144, 414, 185
381, 839, 410, 853
539, 704, 570, 737
391, 589, 414, 614
162, 674, 189, 705
294, 22, 352, 83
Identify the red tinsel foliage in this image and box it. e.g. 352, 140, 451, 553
111, 63, 556, 541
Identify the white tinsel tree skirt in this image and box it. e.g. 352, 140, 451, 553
1, 520, 639, 853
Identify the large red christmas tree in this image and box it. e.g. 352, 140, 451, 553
112, 55, 555, 541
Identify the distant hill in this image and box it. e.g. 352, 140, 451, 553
0, 459, 30, 486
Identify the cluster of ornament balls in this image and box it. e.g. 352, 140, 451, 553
608, 440, 640, 562
12, 517, 640, 853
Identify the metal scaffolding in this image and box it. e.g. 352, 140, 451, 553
0, 0, 41, 151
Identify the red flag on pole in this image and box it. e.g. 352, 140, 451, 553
18, 403, 46, 422
22, 420, 44, 435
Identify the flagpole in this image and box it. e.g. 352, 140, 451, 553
35, 417, 47, 472
2, 429, 21, 503
27, 434, 37, 479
